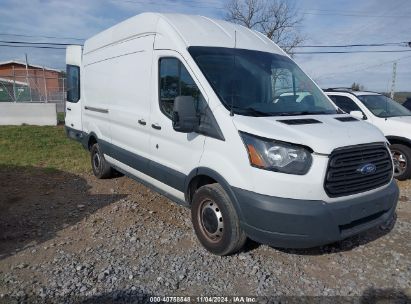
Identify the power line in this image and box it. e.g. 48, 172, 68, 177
303, 8, 401, 14
318, 0, 407, 46
1, 43, 409, 53
294, 50, 411, 54
0, 39, 409, 49
114, 0, 224, 6
314, 54, 411, 79
0, 44, 65, 50
0, 40, 81, 46
112, 0, 411, 18
0, 32, 84, 41
112, 0, 224, 10
302, 12, 410, 18
293, 42, 408, 48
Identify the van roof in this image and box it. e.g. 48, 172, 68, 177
83, 12, 285, 55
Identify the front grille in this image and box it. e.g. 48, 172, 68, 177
325, 143, 393, 197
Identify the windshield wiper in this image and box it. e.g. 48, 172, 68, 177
230, 106, 271, 117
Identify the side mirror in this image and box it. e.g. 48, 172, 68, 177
350, 110, 367, 120
172, 96, 199, 133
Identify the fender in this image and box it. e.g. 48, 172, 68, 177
65, 127, 99, 152
386, 136, 411, 147
82, 131, 99, 151
184, 167, 245, 221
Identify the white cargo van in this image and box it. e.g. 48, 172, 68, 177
65, 13, 399, 255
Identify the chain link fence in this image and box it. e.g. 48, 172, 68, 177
0, 67, 66, 113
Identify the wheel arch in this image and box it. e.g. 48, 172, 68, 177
184, 167, 244, 221
386, 136, 411, 148
83, 132, 98, 151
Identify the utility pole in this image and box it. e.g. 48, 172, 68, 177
12, 65, 16, 102
25, 53, 33, 102
42, 66, 48, 103
390, 62, 397, 100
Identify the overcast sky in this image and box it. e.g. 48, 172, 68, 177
0, 0, 410, 91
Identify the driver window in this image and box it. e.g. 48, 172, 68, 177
159, 58, 203, 119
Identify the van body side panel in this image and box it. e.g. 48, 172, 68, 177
82, 53, 112, 143
106, 35, 154, 161
83, 35, 155, 157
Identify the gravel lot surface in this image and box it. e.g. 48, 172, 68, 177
0, 166, 410, 303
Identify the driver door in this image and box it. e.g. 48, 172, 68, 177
148, 50, 206, 197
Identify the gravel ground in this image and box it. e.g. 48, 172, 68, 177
0, 166, 410, 303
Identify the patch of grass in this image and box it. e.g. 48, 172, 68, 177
0, 125, 90, 174
57, 112, 65, 124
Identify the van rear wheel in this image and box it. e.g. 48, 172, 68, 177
90, 143, 113, 179
191, 184, 247, 256
390, 144, 411, 180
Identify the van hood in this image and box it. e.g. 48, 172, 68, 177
232, 114, 386, 154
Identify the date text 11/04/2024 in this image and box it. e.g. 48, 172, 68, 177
149, 296, 257, 303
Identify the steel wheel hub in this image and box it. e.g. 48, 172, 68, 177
392, 150, 407, 177
199, 200, 224, 242
93, 152, 101, 170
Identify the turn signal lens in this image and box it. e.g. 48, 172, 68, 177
247, 144, 266, 167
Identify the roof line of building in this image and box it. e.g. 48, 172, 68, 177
0, 60, 61, 72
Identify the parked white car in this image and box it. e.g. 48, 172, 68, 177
325, 89, 411, 180
65, 13, 398, 255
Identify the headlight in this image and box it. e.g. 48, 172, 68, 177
239, 131, 312, 175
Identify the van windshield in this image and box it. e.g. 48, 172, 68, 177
188, 47, 338, 117
356, 94, 411, 118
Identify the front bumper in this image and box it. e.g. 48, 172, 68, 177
233, 180, 399, 248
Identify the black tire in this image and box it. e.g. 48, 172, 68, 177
90, 143, 113, 179
390, 144, 411, 180
191, 183, 247, 256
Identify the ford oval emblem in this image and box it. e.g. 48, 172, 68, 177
357, 163, 377, 175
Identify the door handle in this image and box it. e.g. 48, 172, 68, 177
151, 123, 161, 130
138, 119, 146, 126
67, 107, 71, 111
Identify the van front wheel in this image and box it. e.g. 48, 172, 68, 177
390, 144, 411, 180
191, 184, 247, 255
90, 143, 113, 179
